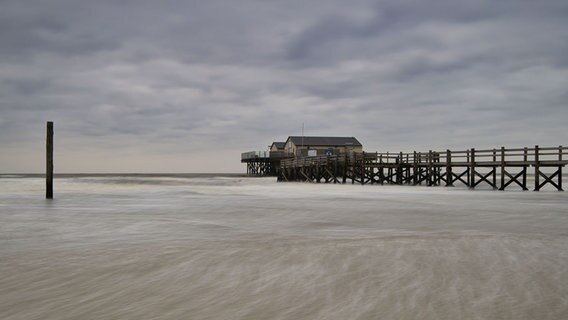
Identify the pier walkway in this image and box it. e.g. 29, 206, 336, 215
277, 146, 566, 191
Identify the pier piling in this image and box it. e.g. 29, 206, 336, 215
46, 121, 53, 199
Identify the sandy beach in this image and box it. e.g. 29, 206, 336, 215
1, 175, 567, 319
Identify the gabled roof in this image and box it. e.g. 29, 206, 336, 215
286, 136, 362, 147
271, 142, 286, 149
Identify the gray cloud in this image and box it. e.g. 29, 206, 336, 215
0, 0, 567, 172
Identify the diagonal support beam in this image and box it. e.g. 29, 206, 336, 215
500, 169, 528, 190
474, 169, 497, 189
451, 169, 470, 186
536, 169, 563, 191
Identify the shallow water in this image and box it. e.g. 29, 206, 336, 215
0, 175, 567, 319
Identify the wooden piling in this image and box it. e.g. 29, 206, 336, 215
398, 152, 403, 185
559, 145, 563, 191
46, 121, 54, 199
469, 148, 475, 189
342, 153, 347, 184
523, 147, 528, 190
446, 150, 453, 187
499, 147, 505, 190
361, 152, 365, 185
492, 149, 497, 189
534, 145, 540, 191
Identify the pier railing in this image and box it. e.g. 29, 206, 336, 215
241, 151, 270, 160
278, 145, 566, 191
241, 151, 294, 161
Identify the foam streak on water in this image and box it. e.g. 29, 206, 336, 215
0, 175, 567, 319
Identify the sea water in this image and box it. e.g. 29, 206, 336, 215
0, 174, 567, 319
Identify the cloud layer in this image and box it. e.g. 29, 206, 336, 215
1, 0, 567, 172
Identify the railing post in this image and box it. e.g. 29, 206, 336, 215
534, 145, 540, 191
378, 154, 383, 185
396, 151, 404, 184
466, 150, 470, 186
522, 147, 528, 190
333, 156, 338, 184
418, 151, 423, 185
361, 152, 365, 185
413, 151, 418, 185
470, 148, 475, 189
428, 150, 433, 186
559, 145, 563, 191
342, 153, 347, 184
446, 149, 453, 187
499, 147, 505, 190
405, 153, 410, 183
492, 148, 497, 189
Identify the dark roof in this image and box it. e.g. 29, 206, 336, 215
286, 136, 362, 147
271, 142, 285, 149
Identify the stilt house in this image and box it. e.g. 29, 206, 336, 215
284, 136, 363, 157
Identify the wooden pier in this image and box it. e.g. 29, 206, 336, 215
241, 151, 292, 176
276, 146, 566, 191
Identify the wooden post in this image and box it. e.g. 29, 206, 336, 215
559, 145, 563, 191
466, 150, 470, 186
361, 152, 365, 185
499, 147, 505, 190
342, 153, 347, 184
396, 151, 404, 184
379, 154, 384, 185
405, 154, 410, 183
413, 151, 417, 185
351, 153, 356, 185
370, 153, 376, 185
418, 151, 423, 185
428, 150, 433, 186
333, 157, 338, 184
534, 145, 540, 191
523, 147, 528, 190
46, 121, 54, 199
470, 148, 475, 189
492, 149, 497, 189
312, 158, 321, 183
446, 149, 453, 187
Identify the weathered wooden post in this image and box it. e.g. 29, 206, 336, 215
46, 121, 54, 199
559, 145, 563, 191
428, 150, 433, 186
342, 153, 347, 184
379, 154, 384, 185
446, 149, 453, 187
469, 148, 475, 189
466, 149, 470, 186
499, 147, 505, 190
361, 152, 365, 185
492, 149, 497, 189
399, 151, 404, 184
417, 151, 422, 185
523, 147, 528, 190
333, 156, 338, 184
413, 151, 418, 185
371, 153, 376, 185
534, 145, 540, 191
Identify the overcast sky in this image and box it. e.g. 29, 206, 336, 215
1, 0, 567, 173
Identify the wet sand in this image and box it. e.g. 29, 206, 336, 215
1, 175, 567, 319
